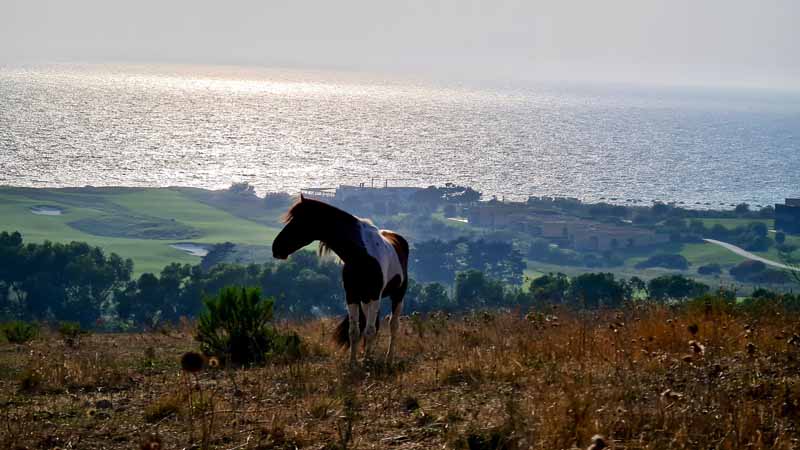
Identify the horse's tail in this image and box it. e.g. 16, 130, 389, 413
332, 305, 380, 348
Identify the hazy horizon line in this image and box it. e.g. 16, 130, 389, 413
3, 56, 799, 95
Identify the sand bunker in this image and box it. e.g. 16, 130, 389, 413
169, 243, 210, 257
30, 205, 63, 216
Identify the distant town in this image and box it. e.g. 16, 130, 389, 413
300, 182, 799, 251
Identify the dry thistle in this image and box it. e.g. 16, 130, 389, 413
746, 342, 757, 356
139, 434, 163, 450
687, 323, 699, 336
588, 434, 607, 450
689, 340, 705, 355
661, 389, 684, 401
180, 351, 205, 373
208, 356, 220, 368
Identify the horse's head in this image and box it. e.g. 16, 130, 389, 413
272, 195, 316, 259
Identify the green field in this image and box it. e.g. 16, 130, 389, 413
2, 187, 796, 283
695, 217, 774, 230
679, 242, 747, 266
0, 187, 281, 275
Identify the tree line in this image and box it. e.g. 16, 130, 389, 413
2, 230, 798, 328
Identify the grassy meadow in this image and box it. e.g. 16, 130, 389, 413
0, 186, 795, 284
0, 187, 281, 275
2, 305, 800, 449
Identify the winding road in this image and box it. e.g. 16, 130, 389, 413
703, 239, 800, 272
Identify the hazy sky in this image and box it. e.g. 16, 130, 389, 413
3, 0, 798, 88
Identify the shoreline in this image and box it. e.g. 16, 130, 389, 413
0, 184, 788, 213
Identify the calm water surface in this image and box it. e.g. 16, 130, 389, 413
1, 64, 798, 207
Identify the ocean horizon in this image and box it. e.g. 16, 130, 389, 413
1, 63, 798, 208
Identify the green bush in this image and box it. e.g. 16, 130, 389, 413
1, 321, 39, 344
196, 287, 302, 366
682, 290, 737, 317
635, 253, 689, 270
58, 321, 89, 347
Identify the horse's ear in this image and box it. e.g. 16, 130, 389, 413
299, 193, 305, 202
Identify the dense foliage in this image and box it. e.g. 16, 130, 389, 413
196, 287, 301, 365
118, 251, 344, 326
0, 320, 39, 344
2, 228, 797, 329
0, 231, 133, 326
647, 274, 710, 301
412, 238, 525, 284
635, 253, 690, 270
729, 260, 792, 284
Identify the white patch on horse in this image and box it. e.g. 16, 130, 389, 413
358, 220, 404, 290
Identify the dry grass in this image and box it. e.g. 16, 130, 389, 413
2, 305, 800, 450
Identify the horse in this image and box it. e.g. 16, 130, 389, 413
272, 195, 409, 365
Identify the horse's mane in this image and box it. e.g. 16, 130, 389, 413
282, 197, 356, 223
282, 198, 360, 259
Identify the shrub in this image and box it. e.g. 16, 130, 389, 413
740, 289, 800, 315
683, 291, 737, 316
697, 264, 721, 275
1, 321, 39, 344
748, 268, 792, 284
263, 191, 293, 209
196, 287, 301, 366
58, 321, 89, 348
144, 393, 184, 422
18, 368, 44, 392
635, 254, 689, 270
648, 275, 710, 301
228, 181, 256, 196
729, 260, 766, 280
727, 260, 789, 283
566, 272, 630, 309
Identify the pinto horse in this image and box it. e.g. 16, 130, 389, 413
272, 196, 409, 364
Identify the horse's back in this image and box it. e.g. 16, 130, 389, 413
357, 221, 407, 288
379, 230, 409, 269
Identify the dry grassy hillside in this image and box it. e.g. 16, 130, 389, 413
2, 304, 800, 450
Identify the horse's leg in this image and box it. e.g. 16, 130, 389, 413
386, 294, 404, 363
362, 299, 380, 361
347, 303, 360, 366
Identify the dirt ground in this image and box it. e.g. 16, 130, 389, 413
2, 305, 800, 449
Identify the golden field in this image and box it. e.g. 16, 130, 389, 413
2, 303, 800, 450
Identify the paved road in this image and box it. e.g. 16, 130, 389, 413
703, 239, 800, 272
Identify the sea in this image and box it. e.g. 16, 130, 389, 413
1, 63, 798, 209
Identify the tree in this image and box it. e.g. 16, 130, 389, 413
465, 239, 525, 285
566, 273, 630, 309
735, 203, 750, 215
647, 275, 709, 301
635, 254, 689, 270
528, 273, 569, 305
412, 239, 459, 283
775, 232, 786, 245
778, 246, 800, 286
453, 270, 506, 310
228, 182, 256, 196
697, 264, 722, 275
626, 276, 648, 297
407, 282, 451, 312
729, 260, 767, 281
4, 238, 133, 325
413, 186, 443, 205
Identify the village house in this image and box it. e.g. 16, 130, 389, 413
470, 201, 668, 251
775, 198, 800, 234
300, 183, 423, 214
